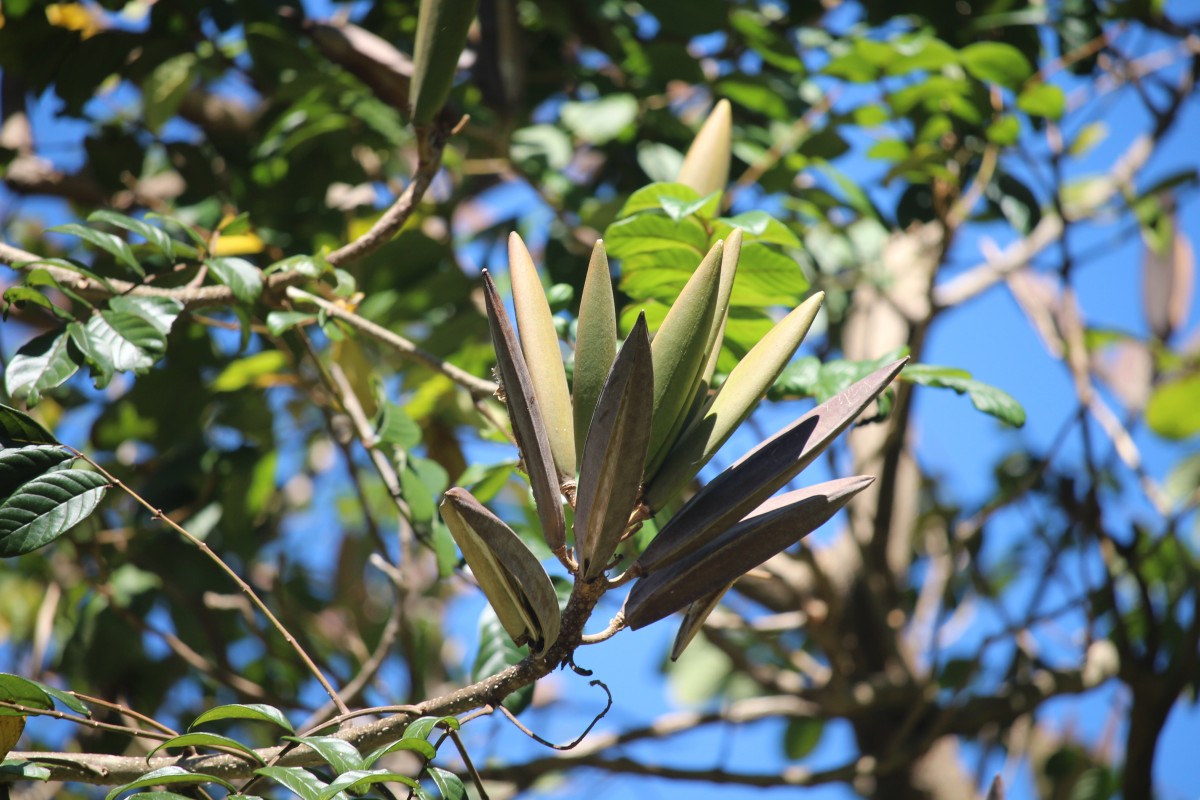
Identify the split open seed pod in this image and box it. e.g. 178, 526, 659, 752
575, 314, 653, 580
441, 487, 561, 653
482, 270, 566, 552
637, 358, 907, 574
624, 475, 874, 630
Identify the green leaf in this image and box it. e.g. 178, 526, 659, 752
48, 223, 145, 278
363, 735, 437, 767
67, 321, 114, 389
21, 258, 116, 294
84, 311, 166, 373
188, 703, 294, 733
0, 674, 54, 715
403, 715, 460, 741
205, 257, 264, 303
604, 213, 710, 258
265, 310, 317, 336
470, 605, 533, 714
147, 733, 265, 764
106, 296, 184, 336
105, 766, 235, 800
265, 254, 328, 278
282, 736, 363, 773
1017, 83, 1066, 119
143, 53, 198, 133
985, 115, 1021, 146
32, 681, 90, 716
429, 768, 466, 800
87, 210, 176, 259
901, 366, 1027, 427
560, 94, 638, 144
377, 403, 422, 449
618, 182, 719, 219
0, 469, 110, 557
1146, 372, 1200, 439
712, 212, 801, 248
252, 766, 326, 800
783, 718, 824, 759
0, 760, 51, 780
0, 405, 58, 446
211, 351, 289, 392
317, 769, 419, 800
4, 329, 80, 405
960, 42, 1033, 88
2, 286, 73, 320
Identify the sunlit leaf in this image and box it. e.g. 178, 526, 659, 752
0, 470, 110, 557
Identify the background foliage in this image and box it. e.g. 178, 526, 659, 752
1, 0, 1199, 798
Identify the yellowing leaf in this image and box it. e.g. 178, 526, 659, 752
212, 233, 265, 257
0, 714, 25, 759
45, 3, 102, 38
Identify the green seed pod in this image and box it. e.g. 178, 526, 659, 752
410, 0, 479, 125
677, 99, 732, 197
573, 240, 617, 465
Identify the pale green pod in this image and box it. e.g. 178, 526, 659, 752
646, 291, 825, 510
410, 0, 479, 125
441, 489, 563, 652
482, 270, 567, 552
573, 240, 617, 465
625, 476, 874, 630
576, 315, 653, 580
637, 358, 906, 574
509, 233, 576, 485
645, 241, 723, 475
676, 99, 732, 197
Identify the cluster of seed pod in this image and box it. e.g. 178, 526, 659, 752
440, 228, 905, 659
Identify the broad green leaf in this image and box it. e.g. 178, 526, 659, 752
266, 310, 317, 336
105, 766, 235, 800
21, 257, 116, 294
84, 311, 166, 373
143, 53, 198, 132
577, 315, 654, 579
0, 405, 58, 446
29, 681, 89, 716
784, 717, 824, 759
282, 736, 363, 773
639, 359, 905, 572
0, 674, 54, 715
106, 296, 184, 336
377, 402, 422, 449
645, 242, 723, 476
509, 233, 575, 482
470, 605, 533, 714
2, 286, 73, 320
402, 455, 448, 524
87, 210, 176, 259
648, 292, 824, 509
901, 366, 1027, 427
985, 115, 1021, 146
429, 767, 466, 800
252, 765, 326, 800
402, 715, 460, 741
211, 351, 289, 392
677, 99, 732, 197
1017, 83, 1065, 119
960, 42, 1033, 88
48, 223, 144, 277
440, 487, 560, 652
188, 703, 294, 733
560, 94, 638, 144
617, 183, 719, 220
604, 213, 710, 258
573, 240, 618, 463
363, 735, 437, 767
0, 759, 49, 780
265, 254, 327, 277
2, 714, 25, 756
205, 257, 263, 303
4, 329, 80, 405
147, 733, 264, 764
511, 125, 573, 171
67, 321, 114, 389
482, 270, 566, 552
1146, 373, 1200, 440
730, 242, 809, 306
626, 476, 873, 628
318, 769, 419, 800
712, 212, 802, 248
0, 470, 110, 557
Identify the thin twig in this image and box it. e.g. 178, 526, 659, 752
70, 693, 179, 737
495, 679, 612, 751
71, 452, 350, 716
0, 700, 171, 742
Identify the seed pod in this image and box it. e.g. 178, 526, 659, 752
670, 584, 731, 661
441, 488, 561, 653
677, 99, 732, 197
509, 233, 575, 483
576, 315, 653, 580
646, 291, 825, 510
638, 358, 906, 574
482, 270, 566, 552
645, 241, 723, 476
573, 240, 617, 464
625, 476, 874, 630
410, 0, 479, 125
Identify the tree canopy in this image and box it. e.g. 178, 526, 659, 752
1, 1, 1199, 799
